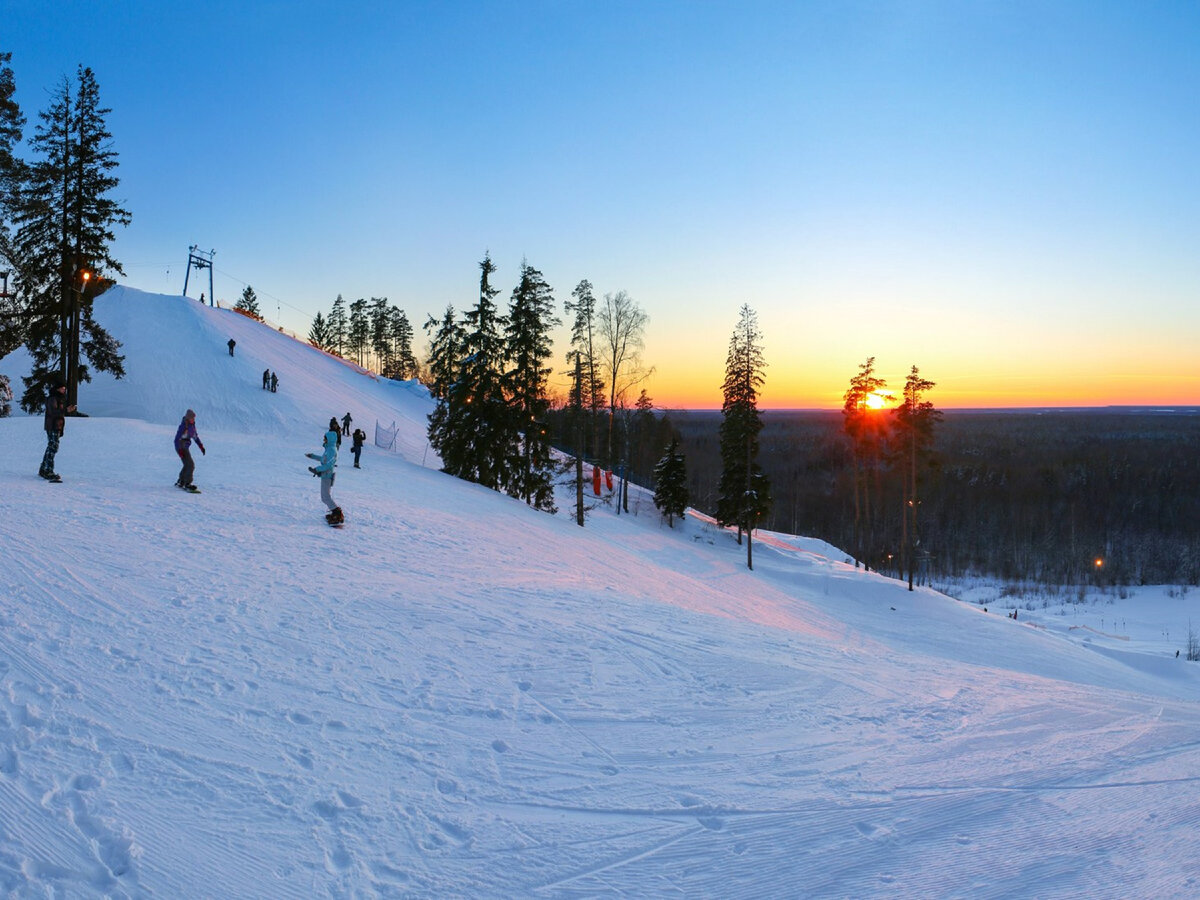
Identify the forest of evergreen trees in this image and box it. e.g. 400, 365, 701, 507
669, 408, 1200, 587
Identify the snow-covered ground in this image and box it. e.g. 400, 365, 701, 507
2, 288, 1199, 898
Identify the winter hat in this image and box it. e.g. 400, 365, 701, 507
185, 409, 196, 420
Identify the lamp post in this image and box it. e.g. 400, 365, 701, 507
66, 269, 91, 409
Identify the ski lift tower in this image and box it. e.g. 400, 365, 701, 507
182, 245, 215, 306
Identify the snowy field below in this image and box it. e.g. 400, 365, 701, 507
2, 289, 1200, 898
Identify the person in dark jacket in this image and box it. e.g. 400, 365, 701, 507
38, 378, 74, 481
329, 416, 342, 448
351, 427, 366, 468
341, 412, 352, 436
270, 372, 278, 393
262, 368, 270, 390
227, 338, 236, 357
174, 409, 206, 491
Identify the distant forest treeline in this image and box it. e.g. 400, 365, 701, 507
654, 409, 1200, 587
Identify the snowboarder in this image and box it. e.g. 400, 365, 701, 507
270, 372, 278, 393
38, 377, 74, 482
351, 427, 366, 468
227, 338, 236, 357
174, 409, 206, 492
341, 412, 352, 436
262, 368, 270, 390
306, 426, 343, 525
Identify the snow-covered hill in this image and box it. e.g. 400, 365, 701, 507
2, 289, 1199, 897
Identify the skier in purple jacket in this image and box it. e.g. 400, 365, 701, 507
174, 409, 206, 492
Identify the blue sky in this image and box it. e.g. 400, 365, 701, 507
8, 1, 1200, 407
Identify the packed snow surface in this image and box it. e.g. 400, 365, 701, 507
2, 288, 1200, 897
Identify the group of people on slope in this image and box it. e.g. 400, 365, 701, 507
36, 379, 366, 526
262, 368, 278, 392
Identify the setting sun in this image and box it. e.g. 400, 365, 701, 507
865, 390, 892, 410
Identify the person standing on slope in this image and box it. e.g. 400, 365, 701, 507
351, 427, 366, 468
39, 377, 75, 482
341, 412, 352, 436
307, 426, 343, 525
174, 409, 205, 492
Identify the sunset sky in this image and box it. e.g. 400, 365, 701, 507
8, 1, 1199, 409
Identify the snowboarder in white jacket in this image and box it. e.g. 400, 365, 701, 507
307, 428, 343, 525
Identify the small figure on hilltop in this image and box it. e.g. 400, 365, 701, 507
174, 409, 205, 493
342, 412, 352, 436
270, 371, 278, 393
38, 377, 75, 483
351, 427, 366, 468
329, 416, 343, 448
306, 426, 343, 526
227, 338, 236, 357
262, 368, 270, 390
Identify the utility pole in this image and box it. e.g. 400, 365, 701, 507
66, 269, 91, 408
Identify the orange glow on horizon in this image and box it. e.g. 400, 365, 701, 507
644, 378, 1199, 411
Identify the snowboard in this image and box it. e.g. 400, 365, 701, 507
41, 473, 62, 483
176, 482, 201, 493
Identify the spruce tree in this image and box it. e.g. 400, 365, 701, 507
308, 310, 331, 350
504, 260, 560, 512
0, 50, 24, 277
328, 294, 347, 357
438, 254, 514, 491
0, 50, 26, 374
348, 298, 369, 366
424, 305, 462, 401
425, 304, 463, 462
716, 304, 771, 568
235, 285, 261, 319
653, 436, 689, 527
12, 66, 127, 412
388, 306, 416, 380
369, 296, 390, 372
564, 278, 605, 460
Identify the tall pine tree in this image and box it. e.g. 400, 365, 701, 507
0, 50, 24, 279
12, 66, 127, 412
564, 278, 605, 461
347, 298, 369, 366
842, 357, 889, 570
716, 304, 770, 569
0, 50, 26, 379
893, 365, 942, 590
504, 260, 559, 512
388, 306, 416, 380
435, 254, 514, 491
328, 294, 347, 357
